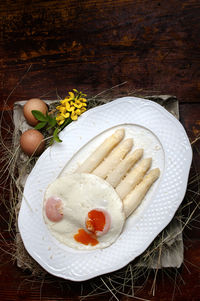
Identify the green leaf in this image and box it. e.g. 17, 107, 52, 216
54, 134, 62, 143
46, 125, 53, 131
45, 111, 51, 120
46, 122, 56, 131
32, 110, 47, 121
53, 128, 62, 143
48, 137, 54, 146
60, 118, 72, 130
48, 118, 57, 127
34, 121, 47, 130
45, 112, 57, 126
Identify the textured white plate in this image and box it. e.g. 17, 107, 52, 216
18, 97, 192, 281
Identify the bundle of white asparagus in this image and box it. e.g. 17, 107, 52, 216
77, 128, 160, 218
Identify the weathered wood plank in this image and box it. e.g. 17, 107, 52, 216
0, 0, 200, 106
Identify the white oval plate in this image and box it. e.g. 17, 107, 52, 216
18, 97, 192, 281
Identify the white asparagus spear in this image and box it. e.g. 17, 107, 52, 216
92, 138, 133, 179
116, 158, 152, 200
123, 168, 160, 218
76, 128, 125, 173
106, 149, 143, 188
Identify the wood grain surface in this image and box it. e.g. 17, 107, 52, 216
1, 0, 200, 107
0, 1, 200, 300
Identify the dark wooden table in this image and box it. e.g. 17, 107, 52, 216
0, 1, 200, 300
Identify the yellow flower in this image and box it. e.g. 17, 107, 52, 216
71, 111, 78, 120
79, 97, 87, 102
74, 100, 82, 109
56, 90, 87, 125
60, 97, 70, 105
61, 112, 70, 118
75, 109, 82, 116
56, 106, 66, 114
68, 105, 75, 112
56, 114, 65, 125
80, 107, 87, 113
68, 91, 75, 99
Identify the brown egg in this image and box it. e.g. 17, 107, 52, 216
23, 98, 48, 126
20, 129, 45, 156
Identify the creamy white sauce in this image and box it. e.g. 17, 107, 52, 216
44, 173, 125, 250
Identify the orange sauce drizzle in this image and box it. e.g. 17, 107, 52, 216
74, 229, 98, 246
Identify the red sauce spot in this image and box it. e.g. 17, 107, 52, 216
74, 229, 98, 246
86, 209, 106, 234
